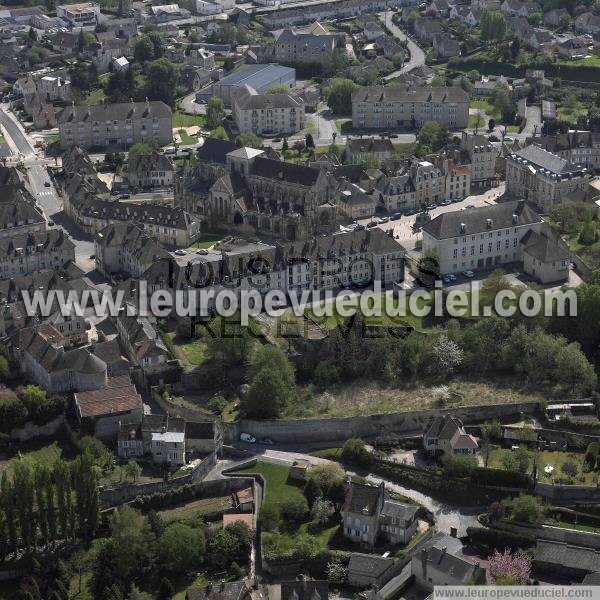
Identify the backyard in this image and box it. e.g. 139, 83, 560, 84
160, 329, 207, 370
487, 445, 596, 485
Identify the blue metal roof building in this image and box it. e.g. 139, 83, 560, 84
196, 63, 296, 106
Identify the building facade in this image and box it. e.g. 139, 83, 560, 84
58, 100, 172, 150
352, 85, 469, 130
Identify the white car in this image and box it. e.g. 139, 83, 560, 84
174, 249, 187, 256
240, 432, 256, 443
463, 270, 474, 278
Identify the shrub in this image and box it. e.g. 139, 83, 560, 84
561, 460, 578, 478
341, 438, 372, 468
280, 495, 309, 525
467, 527, 535, 552
584, 442, 599, 470
471, 467, 532, 489
510, 494, 541, 524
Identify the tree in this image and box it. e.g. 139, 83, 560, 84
280, 495, 309, 524
442, 453, 478, 477
561, 460, 578, 478
341, 437, 372, 468
305, 133, 315, 149
417, 121, 449, 152
511, 494, 540, 524
310, 498, 333, 526
432, 335, 463, 374
555, 342, 597, 394
206, 96, 225, 129
208, 522, 252, 568
157, 578, 173, 600
306, 463, 346, 504
514, 447, 530, 474
325, 78, 359, 115
235, 133, 262, 149
80, 436, 115, 473
159, 522, 205, 575
145, 58, 179, 107
267, 84, 290, 95
489, 549, 531, 584
242, 368, 292, 418
326, 561, 348, 585
489, 501, 505, 522
124, 459, 142, 482
134, 36, 154, 63
282, 138, 289, 152
249, 345, 295, 387
480, 11, 507, 43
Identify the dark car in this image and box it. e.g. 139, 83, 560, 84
44, 181, 51, 187
120, 193, 130, 199
367, 221, 378, 228
391, 212, 402, 221
355, 224, 366, 231
258, 438, 274, 446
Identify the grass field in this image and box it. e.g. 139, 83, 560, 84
158, 495, 231, 522
178, 129, 199, 145
557, 103, 588, 124
190, 235, 222, 249
84, 88, 107, 105
160, 330, 207, 369
174, 111, 206, 128
286, 380, 541, 419
231, 462, 304, 511
470, 100, 501, 120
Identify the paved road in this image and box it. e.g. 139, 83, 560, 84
523, 103, 542, 137
223, 448, 481, 536
379, 11, 426, 81
0, 106, 95, 271
180, 92, 207, 116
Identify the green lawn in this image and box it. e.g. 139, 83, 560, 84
158, 495, 231, 523
470, 100, 501, 120
1, 439, 75, 477
309, 447, 342, 460
189, 235, 222, 249
231, 461, 305, 511
174, 111, 206, 129
487, 445, 596, 485
84, 88, 107, 105
558, 55, 600, 68
160, 330, 207, 369
178, 129, 199, 145
557, 103, 588, 124
335, 118, 351, 132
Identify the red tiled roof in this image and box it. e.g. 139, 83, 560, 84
75, 375, 142, 418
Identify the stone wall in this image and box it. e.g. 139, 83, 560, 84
224, 402, 538, 444
100, 450, 217, 507
10, 415, 66, 442
535, 482, 600, 503
493, 519, 600, 550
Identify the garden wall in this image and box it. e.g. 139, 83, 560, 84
535, 482, 600, 503
224, 402, 538, 444
99, 450, 217, 507
492, 519, 600, 550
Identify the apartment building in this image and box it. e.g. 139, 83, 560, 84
127, 153, 175, 189
261, 29, 340, 64
421, 200, 543, 275
231, 84, 305, 135
461, 132, 497, 186
505, 144, 589, 211
0, 230, 75, 280
56, 2, 100, 26
527, 132, 600, 170
351, 85, 469, 130
0, 185, 46, 239
345, 137, 394, 165
58, 100, 172, 150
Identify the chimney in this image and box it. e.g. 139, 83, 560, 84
486, 218, 493, 229
512, 213, 518, 224
450, 526, 457, 538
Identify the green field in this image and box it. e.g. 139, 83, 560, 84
190, 235, 222, 249
84, 88, 107, 105
178, 129, 199, 145
173, 111, 206, 128
231, 461, 304, 511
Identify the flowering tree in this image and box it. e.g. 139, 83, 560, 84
432, 335, 464, 374
488, 549, 531, 584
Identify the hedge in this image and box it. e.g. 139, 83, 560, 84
584, 442, 599, 470
471, 467, 533, 489
466, 526, 536, 552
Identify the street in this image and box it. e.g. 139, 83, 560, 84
379, 11, 426, 81
0, 106, 96, 271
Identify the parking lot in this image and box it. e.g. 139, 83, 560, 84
352, 183, 506, 256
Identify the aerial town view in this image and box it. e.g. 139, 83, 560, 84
0, 0, 600, 597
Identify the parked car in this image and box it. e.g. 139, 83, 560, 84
174, 249, 187, 256
463, 270, 474, 278
258, 438, 274, 446
391, 212, 402, 221
440, 199, 451, 206
442, 274, 453, 284
239, 433, 256, 443
355, 224, 366, 231
426, 203, 438, 210
163, 147, 177, 155
44, 181, 51, 187
379, 216, 389, 223
120, 193, 130, 199
196, 249, 209, 255
367, 221, 378, 228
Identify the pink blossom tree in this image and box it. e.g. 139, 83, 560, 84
488, 549, 531, 585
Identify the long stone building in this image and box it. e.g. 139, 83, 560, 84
351, 85, 469, 130
58, 100, 173, 150
505, 144, 589, 211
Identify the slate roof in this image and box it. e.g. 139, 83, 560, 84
0, 229, 74, 259
535, 540, 600, 573
128, 153, 174, 174
343, 481, 383, 516
418, 545, 486, 583
352, 85, 468, 104
347, 137, 394, 154
250, 157, 320, 186
380, 499, 419, 523
91, 339, 130, 376
0, 185, 45, 231
422, 200, 541, 240
232, 84, 304, 110
279, 580, 329, 600
520, 226, 570, 263
348, 553, 396, 578
513, 145, 583, 174
185, 420, 216, 439
197, 138, 237, 165
59, 100, 172, 124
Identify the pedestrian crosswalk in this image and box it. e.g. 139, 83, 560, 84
37, 190, 54, 197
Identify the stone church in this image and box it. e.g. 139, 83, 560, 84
177, 145, 337, 241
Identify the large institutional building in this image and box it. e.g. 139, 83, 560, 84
351, 85, 469, 130
505, 145, 589, 211
57, 100, 173, 150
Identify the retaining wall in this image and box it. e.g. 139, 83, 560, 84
535, 481, 600, 503
493, 519, 600, 550
224, 402, 538, 444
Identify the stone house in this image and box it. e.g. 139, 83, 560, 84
575, 12, 600, 35
342, 481, 419, 548
433, 35, 460, 59
423, 414, 478, 455
127, 153, 175, 190
413, 17, 443, 42
345, 137, 394, 165
116, 312, 169, 374
185, 420, 223, 455
347, 553, 400, 589
520, 226, 570, 284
